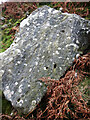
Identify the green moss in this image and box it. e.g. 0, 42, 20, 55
2, 92, 13, 114
13, 17, 25, 26
78, 76, 90, 106
0, 14, 26, 53
0, 90, 13, 114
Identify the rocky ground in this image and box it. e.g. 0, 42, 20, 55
0, 2, 90, 120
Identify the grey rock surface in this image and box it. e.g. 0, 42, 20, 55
0, 5, 90, 114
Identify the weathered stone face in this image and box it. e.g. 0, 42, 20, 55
0, 5, 90, 114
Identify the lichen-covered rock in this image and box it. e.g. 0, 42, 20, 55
0, 5, 90, 114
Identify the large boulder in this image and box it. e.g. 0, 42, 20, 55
0, 5, 90, 114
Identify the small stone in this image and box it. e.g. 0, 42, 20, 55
59, 7, 63, 11
10, 112, 13, 116
75, 72, 77, 77
76, 54, 80, 59
0, 17, 5, 21
32, 100, 36, 105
